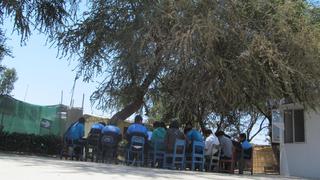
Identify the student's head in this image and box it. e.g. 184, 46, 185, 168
153, 121, 160, 129
204, 129, 212, 137
159, 121, 166, 129
239, 133, 247, 142
134, 115, 143, 124
184, 127, 192, 134
78, 117, 85, 124
215, 130, 225, 137
99, 122, 106, 126
185, 121, 193, 129
108, 121, 117, 126
169, 120, 179, 129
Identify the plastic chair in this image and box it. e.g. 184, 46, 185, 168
126, 136, 145, 166
164, 139, 186, 170
148, 139, 165, 168
85, 132, 101, 162
205, 144, 221, 172
185, 141, 205, 171
219, 147, 236, 174
100, 132, 121, 163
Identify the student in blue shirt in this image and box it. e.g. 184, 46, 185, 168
89, 122, 106, 134
237, 133, 253, 174
64, 117, 86, 158
240, 133, 251, 149
184, 121, 204, 152
66, 117, 86, 142
239, 133, 252, 158
126, 115, 148, 141
101, 122, 122, 160
102, 123, 121, 135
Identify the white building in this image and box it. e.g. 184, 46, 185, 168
273, 103, 320, 179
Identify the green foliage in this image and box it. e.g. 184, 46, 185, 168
0, 67, 17, 95
2, 0, 320, 135
0, 0, 71, 41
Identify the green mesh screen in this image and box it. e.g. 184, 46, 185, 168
0, 95, 63, 136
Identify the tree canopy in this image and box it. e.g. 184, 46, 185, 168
2, 1, 320, 135
55, 0, 320, 123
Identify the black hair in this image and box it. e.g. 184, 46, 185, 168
169, 120, 179, 129
78, 117, 85, 124
185, 121, 193, 128
215, 130, 225, 137
134, 115, 143, 123
204, 129, 212, 136
184, 127, 192, 134
99, 122, 106, 126
159, 121, 166, 129
240, 133, 247, 140
153, 121, 160, 129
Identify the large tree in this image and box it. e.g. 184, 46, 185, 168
54, 0, 320, 127
2, 1, 320, 131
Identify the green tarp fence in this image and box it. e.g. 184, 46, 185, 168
0, 95, 63, 136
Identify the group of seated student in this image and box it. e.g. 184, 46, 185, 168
64, 115, 252, 171
64, 117, 122, 159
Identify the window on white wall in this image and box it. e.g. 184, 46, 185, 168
284, 109, 305, 143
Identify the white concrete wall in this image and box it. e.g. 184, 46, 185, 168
280, 109, 320, 179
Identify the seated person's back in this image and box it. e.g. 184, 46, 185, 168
66, 118, 85, 142
184, 123, 204, 153
186, 129, 204, 142
239, 133, 252, 159
101, 123, 122, 147
151, 121, 167, 150
164, 120, 185, 153
126, 115, 148, 143
203, 129, 220, 156
102, 124, 121, 135
215, 131, 233, 159
89, 122, 105, 134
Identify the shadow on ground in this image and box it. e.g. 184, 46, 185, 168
0, 153, 302, 180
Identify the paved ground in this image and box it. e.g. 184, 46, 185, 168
0, 153, 307, 180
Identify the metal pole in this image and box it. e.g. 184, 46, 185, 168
23, 84, 29, 101
81, 93, 85, 110
60, 90, 64, 105
70, 76, 78, 107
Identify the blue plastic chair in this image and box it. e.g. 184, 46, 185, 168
164, 139, 186, 170
148, 139, 165, 167
185, 141, 205, 171
100, 133, 121, 163
126, 136, 145, 166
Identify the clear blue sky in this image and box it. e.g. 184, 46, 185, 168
2, 23, 107, 117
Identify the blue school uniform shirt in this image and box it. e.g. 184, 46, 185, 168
126, 123, 148, 137
102, 125, 121, 135
186, 129, 204, 142
67, 122, 84, 140
241, 140, 252, 150
91, 123, 104, 130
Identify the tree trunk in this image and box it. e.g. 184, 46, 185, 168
109, 98, 144, 124
266, 109, 280, 172
109, 66, 159, 124
197, 117, 206, 134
